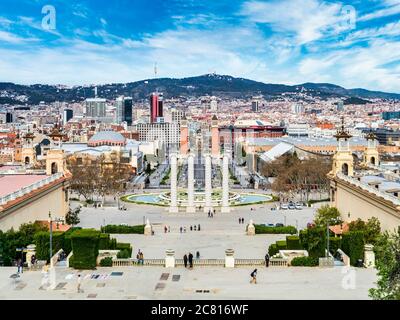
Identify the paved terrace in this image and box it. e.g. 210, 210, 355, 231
76, 199, 320, 259
0, 266, 377, 300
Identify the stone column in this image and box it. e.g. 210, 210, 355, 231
144, 219, 152, 236
186, 154, 196, 213
247, 219, 255, 235
221, 154, 230, 213
165, 249, 175, 268
204, 154, 212, 213
169, 153, 179, 213
364, 244, 375, 268
225, 249, 235, 268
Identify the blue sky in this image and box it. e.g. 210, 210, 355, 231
0, 0, 400, 92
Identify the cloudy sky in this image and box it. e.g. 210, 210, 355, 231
0, 0, 400, 92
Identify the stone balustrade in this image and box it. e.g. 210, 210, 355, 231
337, 172, 400, 205
0, 172, 63, 205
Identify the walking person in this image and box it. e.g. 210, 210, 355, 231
188, 252, 193, 269
77, 274, 82, 293
250, 269, 257, 284
180, 226, 183, 233
183, 254, 188, 268
196, 251, 200, 259
140, 252, 144, 265
190, 225, 193, 231
17, 258, 23, 274
265, 253, 270, 267
198, 224, 201, 231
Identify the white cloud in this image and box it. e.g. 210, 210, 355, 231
359, 3, 400, 21
240, 0, 342, 44
0, 30, 38, 44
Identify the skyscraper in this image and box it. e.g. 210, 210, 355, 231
85, 98, 106, 118
115, 96, 133, 125
63, 109, 73, 125
150, 92, 163, 123
252, 100, 259, 112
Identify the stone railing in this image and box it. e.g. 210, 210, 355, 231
337, 249, 350, 267
270, 258, 289, 267
0, 172, 63, 205
111, 258, 289, 267
175, 259, 225, 266
337, 172, 400, 206
235, 259, 265, 266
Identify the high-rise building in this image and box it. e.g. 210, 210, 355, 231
252, 100, 259, 112
382, 111, 400, 120
210, 97, 218, 112
291, 104, 304, 114
150, 92, 164, 123
85, 98, 106, 118
115, 96, 133, 125
63, 109, 73, 125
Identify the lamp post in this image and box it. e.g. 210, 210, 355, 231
48, 211, 53, 263
326, 221, 330, 258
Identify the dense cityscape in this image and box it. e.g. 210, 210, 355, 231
0, 0, 399, 308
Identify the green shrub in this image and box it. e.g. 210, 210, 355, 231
63, 227, 81, 255
99, 257, 113, 267
99, 233, 111, 250
34, 231, 64, 261
116, 243, 132, 256
70, 229, 100, 269
299, 227, 326, 258
290, 256, 319, 266
255, 225, 297, 235
276, 240, 287, 251
342, 231, 365, 266
329, 237, 342, 254
100, 225, 145, 234
268, 244, 278, 256
286, 236, 301, 250
117, 249, 131, 259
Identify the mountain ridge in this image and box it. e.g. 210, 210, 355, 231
0, 73, 399, 105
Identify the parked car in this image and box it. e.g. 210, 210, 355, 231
280, 203, 288, 210
295, 203, 303, 210
268, 223, 274, 227
275, 223, 284, 227
288, 203, 296, 210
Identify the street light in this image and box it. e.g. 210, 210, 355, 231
48, 211, 53, 263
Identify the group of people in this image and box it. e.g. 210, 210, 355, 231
183, 252, 194, 268
136, 250, 144, 264
180, 225, 201, 233
207, 209, 216, 218
238, 217, 245, 224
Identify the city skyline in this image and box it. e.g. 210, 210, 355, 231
0, 0, 399, 93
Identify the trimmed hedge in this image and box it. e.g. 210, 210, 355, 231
286, 236, 301, 250
117, 249, 131, 259
99, 257, 113, 267
268, 244, 278, 256
99, 233, 111, 250
290, 256, 319, 267
116, 243, 132, 257
100, 225, 145, 234
63, 227, 81, 255
299, 227, 326, 258
342, 231, 365, 266
255, 225, 297, 235
276, 240, 287, 251
329, 237, 342, 254
34, 231, 64, 261
70, 229, 100, 269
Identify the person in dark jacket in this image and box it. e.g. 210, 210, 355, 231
188, 252, 193, 268
183, 254, 188, 268
250, 269, 257, 284
265, 253, 270, 267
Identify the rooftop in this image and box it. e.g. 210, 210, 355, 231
0, 174, 47, 198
